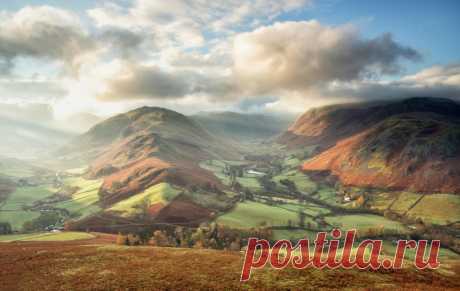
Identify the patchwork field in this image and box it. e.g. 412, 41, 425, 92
216, 201, 303, 228
109, 183, 180, 217
273, 170, 317, 194
53, 177, 103, 219
407, 194, 460, 225
0, 184, 57, 230
199, 160, 262, 190
324, 214, 408, 234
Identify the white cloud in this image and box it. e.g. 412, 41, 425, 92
0, 6, 95, 74
88, 0, 312, 48
233, 20, 421, 94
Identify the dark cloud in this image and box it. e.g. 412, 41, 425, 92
97, 65, 191, 100
305, 64, 460, 103
99, 28, 145, 57
97, 63, 238, 101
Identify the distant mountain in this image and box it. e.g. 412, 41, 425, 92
0, 115, 74, 159
60, 107, 239, 206
191, 111, 294, 141
64, 112, 103, 133
279, 98, 460, 193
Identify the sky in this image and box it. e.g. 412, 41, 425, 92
0, 0, 459, 119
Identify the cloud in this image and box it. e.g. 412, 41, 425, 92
233, 20, 421, 94
0, 6, 95, 74
0, 78, 67, 101
88, 0, 312, 48
97, 64, 190, 101
325, 63, 460, 101
96, 62, 238, 101
99, 28, 145, 57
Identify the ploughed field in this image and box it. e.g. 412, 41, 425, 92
0, 233, 459, 290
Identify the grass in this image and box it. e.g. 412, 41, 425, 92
271, 229, 319, 241
199, 160, 262, 190
316, 186, 341, 206
273, 170, 317, 194
389, 192, 422, 214
325, 214, 408, 234
0, 184, 56, 230
53, 177, 103, 218
370, 192, 398, 210
109, 183, 180, 216
0, 231, 94, 242
407, 194, 460, 225
282, 156, 302, 169
216, 201, 301, 228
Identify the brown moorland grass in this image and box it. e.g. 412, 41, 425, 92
0, 233, 459, 290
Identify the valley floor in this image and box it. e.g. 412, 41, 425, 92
0, 233, 459, 290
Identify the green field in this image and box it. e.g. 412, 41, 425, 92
109, 183, 180, 216
407, 194, 460, 225
275, 202, 330, 217
272, 229, 319, 241
388, 192, 421, 214
0, 184, 57, 230
316, 186, 341, 206
370, 192, 398, 210
325, 214, 408, 235
273, 170, 317, 194
199, 160, 262, 190
53, 177, 103, 218
216, 201, 303, 228
283, 156, 302, 168
0, 231, 94, 242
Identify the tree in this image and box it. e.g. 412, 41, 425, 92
134, 198, 151, 222
127, 234, 141, 246
280, 179, 297, 194
0, 222, 12, 235
22, 212, 60, 231
356, 195, 366, 208
244, 188, 254, 201
116, 233, 129, 245
152, 230, 170, 247
229, 239, 241, 251
233, 181, 243, 193
298, 210, 306, 228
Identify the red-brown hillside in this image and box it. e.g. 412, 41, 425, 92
302, 112, 460, 193
60, 107, 238, 207
278, 97, 460, 150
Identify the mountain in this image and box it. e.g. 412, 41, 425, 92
279, 98, 460, 193
278, 97, 460, 150
191, 111, 294, 141
63, 113, 103, 133
60, 106, 239, 207
0, 115, 74, 159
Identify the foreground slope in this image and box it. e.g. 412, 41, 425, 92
0, 238, 458, 290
